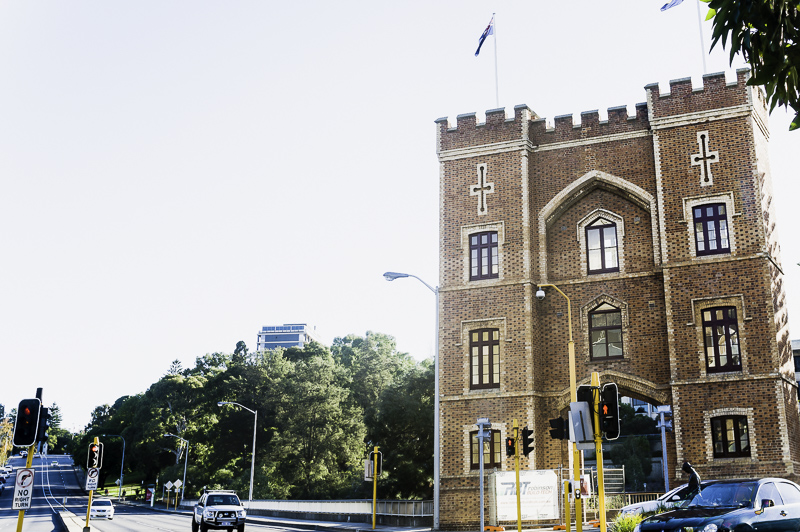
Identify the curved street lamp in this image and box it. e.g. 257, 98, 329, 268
217, 401, 257, 506
536, 283, 583, 532
100, 434, 125, 501
383, 271, 440, 530
163, 433, 189, 507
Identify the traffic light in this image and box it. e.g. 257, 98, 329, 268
506, 437, 515, 457
87, 442, 104, 469
600, 382, 620, 440
36, 407, 51, 443
549, 417, 568, 440
13, 398, 41, 447
521, 426, 534, 456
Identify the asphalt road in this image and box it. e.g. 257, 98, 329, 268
0, 453, 303, 532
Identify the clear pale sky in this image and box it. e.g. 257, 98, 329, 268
1, 2, 797, 432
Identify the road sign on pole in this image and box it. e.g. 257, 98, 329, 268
13, 468, 35, 510
86, 468, 99, 490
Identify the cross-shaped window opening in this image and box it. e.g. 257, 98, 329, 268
694, 203, 730, 256
586, 218, 619, 274
702, 306, 741, 373
470, 231, 499, 280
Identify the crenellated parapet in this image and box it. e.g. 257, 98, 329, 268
530, 102, 650, 146
435, 104, 535, 153
646, 69, 756, 120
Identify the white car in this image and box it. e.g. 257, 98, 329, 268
90, 498, 115, 519
619, 483, 704, 515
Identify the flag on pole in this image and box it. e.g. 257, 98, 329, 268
474, 16, 494, 57
660, 0, 685, 11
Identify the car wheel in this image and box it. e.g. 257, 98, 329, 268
237, 525, 245, 532
200, 521, 209, 532
191, 518, 199, 532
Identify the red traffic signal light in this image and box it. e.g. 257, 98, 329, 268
87, 442, 104, 469
13, 398, 41, 447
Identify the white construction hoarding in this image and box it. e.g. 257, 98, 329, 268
487, 469, 560, 523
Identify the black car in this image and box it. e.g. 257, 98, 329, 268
635, 478, 800, 532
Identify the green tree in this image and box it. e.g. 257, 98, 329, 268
371, 360, 434, 499
703, 0, 800, 130
607, 435, 653, 491
271, 348, 366, 498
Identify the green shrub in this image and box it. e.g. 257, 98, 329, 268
609, 512, 643, 532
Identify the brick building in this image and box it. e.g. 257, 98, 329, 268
434, 69, 798, 530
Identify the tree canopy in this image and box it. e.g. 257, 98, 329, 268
72, 333, 434, 501
703, 0, 800, 130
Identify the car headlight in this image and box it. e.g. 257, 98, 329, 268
203, 509, 215, 519
238, 510, 246, 517
702, 524, 718, 532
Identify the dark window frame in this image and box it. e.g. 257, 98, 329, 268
711, 415, 750, 458
469, 231, 499, 280
470, 328, 500, 389
586, 219, 619, 274
702, 306, 742, 373
470, 429, 502, 470
589, 304, 624, 360
693, 203, 731, 256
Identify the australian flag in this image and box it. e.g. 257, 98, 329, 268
475, 16, 494, 56
660, 0, 685, 11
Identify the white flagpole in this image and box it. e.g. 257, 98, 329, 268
492, 13, 499, 108
694, 0, 708, 74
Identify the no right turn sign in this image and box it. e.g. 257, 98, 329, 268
13, 468, 35, 510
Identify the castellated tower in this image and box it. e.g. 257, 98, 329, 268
435, 69, 798, 530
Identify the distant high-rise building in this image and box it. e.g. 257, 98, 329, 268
256, 323, 320, 351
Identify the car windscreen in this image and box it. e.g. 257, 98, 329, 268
688, 482, 757, 508
208, 495, 240, 506
94, 500, 113, 507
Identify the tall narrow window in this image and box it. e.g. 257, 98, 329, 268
586, 218, 619, 274
711, 416, 750, 458
470, 429, 501, 469
470, 328, 500, 389
470, 231, 499, 280
694, 204, 730, 256
703, 307, 742, 373
589, 303, 623, 359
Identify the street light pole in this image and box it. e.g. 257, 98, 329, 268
536, 283, 583, 532
164, 433, 189, 507
217, 401, 257, 506
383, 271, 440, 530
101, 434, 126, 501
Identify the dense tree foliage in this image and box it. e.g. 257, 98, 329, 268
74, 333, 434, 501
703, 0, 800, 130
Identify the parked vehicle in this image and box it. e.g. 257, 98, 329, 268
635, 478, 800, 532
89, 497, 115, 519
192, 489, 246, 532
620, 482, 708, 515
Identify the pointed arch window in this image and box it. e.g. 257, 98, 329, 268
586, 218, 619, 274
589, 303, 623, 360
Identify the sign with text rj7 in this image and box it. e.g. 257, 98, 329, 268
487, 469, 560, 522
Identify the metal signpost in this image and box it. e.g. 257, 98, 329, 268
84, 436, 103, 531
477, 417, 491, 532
